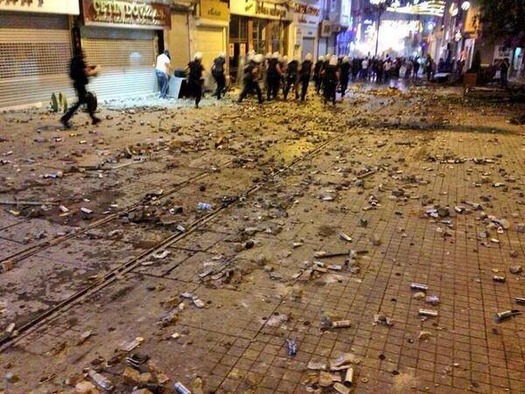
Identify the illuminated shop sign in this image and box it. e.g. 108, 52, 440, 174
230, 0, 292, 20
82, 0, 171, 29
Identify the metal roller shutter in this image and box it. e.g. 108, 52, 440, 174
80, 28, 158, 100
0, 14, 73, 109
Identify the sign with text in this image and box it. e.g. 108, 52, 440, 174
199, 0, 229, 21
82, 0, 171, 30
0, 0, 79, 14
293, 0, 321, 26
230, 0, 292, 21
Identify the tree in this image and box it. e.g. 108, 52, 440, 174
475, 0, 525, 47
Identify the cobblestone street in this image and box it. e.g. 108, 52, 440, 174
0, 85, 524, 393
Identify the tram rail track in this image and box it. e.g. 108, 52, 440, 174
0, 101, 385, 351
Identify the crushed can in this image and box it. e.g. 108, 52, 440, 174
492, 276, 506, 283
286, 339, 297, 356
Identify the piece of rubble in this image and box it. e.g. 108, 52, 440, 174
318, 371, 333, 387
339, 233, 352, 242
88, 369, 114, 391
425, 295, 440, 305
418, 331, 432, 340
153, 250, 170, 259
374, 314, 394, 326
120, 337, 144, 352
75, 380, 97, 393
509, 266, 523, 274
334, 382, 351, 394
331, 353, 362, 368
1, 260, 15, 272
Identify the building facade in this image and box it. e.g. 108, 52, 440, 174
80, 0, 172, 99
0, 0, 80, 109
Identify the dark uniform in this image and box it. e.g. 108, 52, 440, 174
188, 59, 204, 108
60, 52, 100, 128
266, 58, 281, 100
339, 61, 351, 96
283, 59, 299, 100
313, 59, 323, 94
212, 56, 226, 99
238, 60, 263, 104
299, 58, 312, 101
323, 63, 339, 105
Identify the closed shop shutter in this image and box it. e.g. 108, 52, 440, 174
0, 13, 72, 109
80, 27, 158, 100
195, 26, 226, 75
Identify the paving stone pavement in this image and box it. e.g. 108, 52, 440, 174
0, 85, 524, 393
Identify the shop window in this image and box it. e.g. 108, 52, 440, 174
229, 15, 247, 42
252, 19, 267, 54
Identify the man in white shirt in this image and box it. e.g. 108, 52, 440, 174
155, 50, 171, 98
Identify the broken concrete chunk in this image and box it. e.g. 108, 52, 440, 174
334, 382, 351, 394
318, 371, 333, 387
374, 314, 394, 326
418, 331, 432, 340
75, 380, 97, 393
509, 265, 523, 274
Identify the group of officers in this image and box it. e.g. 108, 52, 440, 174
237, 51, 344, 105
166, 50, 349, 108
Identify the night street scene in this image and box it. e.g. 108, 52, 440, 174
0, 0, 524, 393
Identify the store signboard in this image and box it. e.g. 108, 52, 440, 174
0, 0, 79, 14
200, 0, 229, 21
293, 0, 321, 26
82, 0, 171, 30
230, 0, 292, 21
340, 0, 351, 27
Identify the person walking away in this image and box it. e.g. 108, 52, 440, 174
351, 57, 360, 82
211, 52, 226, 99
266, 52, 282, 100
384, 56, 392, 82
238, 54, 264, 104
323, 55, 339, 105
283, 56, 300, 100
361, 57, 369, 81
60, 50, 101, 129
155, 50, 171, 99
187, 52, 205, 108
413, 56, 421, 79
299, 53, 313, 101
339, 56, 350, 97
375, 59, 384, 84
500, 58, 510, 88
313, 56, 324, 94
424, 54, 434, 81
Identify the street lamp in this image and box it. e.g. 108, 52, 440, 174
370, 0, 391, 57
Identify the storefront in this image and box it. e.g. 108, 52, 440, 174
0, 0, 80, 109
192, 0, 229, 87
80, 0, 171, 99
229, 0, 292, 82
292, 0, 322, 60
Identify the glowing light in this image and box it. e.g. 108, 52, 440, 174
461, 1, 470, 10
